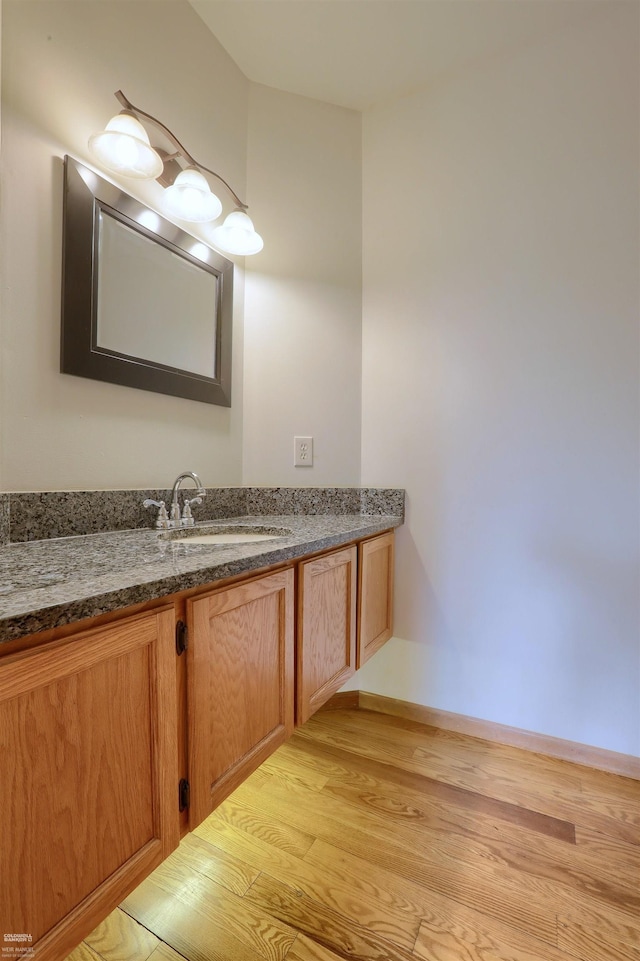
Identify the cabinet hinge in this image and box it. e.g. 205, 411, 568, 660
179, 778, 190, 812
176, 620, 188, 655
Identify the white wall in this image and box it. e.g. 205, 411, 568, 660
0, 1, 363, 493
0, 0, 2, 486
2, 1, 637, 757
243, 84, 362, 487
354, 3, 640, 756
0, 0, 248, 491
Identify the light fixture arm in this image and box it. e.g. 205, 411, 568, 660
114, 90, 248, 210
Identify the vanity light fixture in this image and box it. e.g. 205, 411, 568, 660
210, 210, 264, 256
88, 90, 263, 255
161, 167, 222, 223
88, 112, 163, 180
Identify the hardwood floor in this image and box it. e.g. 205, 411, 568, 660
67, 707, 640, 961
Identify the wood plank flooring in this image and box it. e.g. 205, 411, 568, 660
66, 707, 640, 961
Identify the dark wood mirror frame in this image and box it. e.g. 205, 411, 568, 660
61, 156, 233, 406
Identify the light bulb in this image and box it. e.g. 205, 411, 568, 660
161, 168, 222, 223
88, 112, 163, 180
210, 210, 264, 256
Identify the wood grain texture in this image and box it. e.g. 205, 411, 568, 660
83, 908, 159, 961
557, 912, 639, 961
300, 706, 640, 844
63, 943, 103, 961
186, 830, 259, 895
194, 812, 420, 951
289, 725, 577, 842
297, 546, 357, 724
122, 869, 296, 961
187, 568, 295, 827
1, 606, 179, 961
318, 690, 360, 711
244, 872, 416, 961
285, 937, 345, 961
357, 531, 394, 668
174, 597, 190, 839
146, 945, 189, 961
357, 691, 640, 780
70, 705, 640, 961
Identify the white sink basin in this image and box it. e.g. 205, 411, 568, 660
160, 525, 292, 546
178, 531, 283, 545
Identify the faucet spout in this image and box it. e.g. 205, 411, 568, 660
170, 471, 206, 527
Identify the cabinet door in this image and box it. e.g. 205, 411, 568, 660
187, 568, 295, 828
0, 607, 178, 961
297, 545, 357, 725
357, 531, 395, 668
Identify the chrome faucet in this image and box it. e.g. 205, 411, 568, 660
169, 471, 206, 527
143, 498, 170, 529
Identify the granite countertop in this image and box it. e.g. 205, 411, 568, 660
0, 513, 403, 643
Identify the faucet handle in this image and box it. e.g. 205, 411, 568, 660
143, 499, 170, 530
181, 497, 203, 527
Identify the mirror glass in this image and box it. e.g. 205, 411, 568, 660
61, 156, 233, 406
96, 211, 218, 378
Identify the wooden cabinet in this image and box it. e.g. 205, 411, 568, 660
186, 568, 295, 828
0, 527, 395, 956
0, 607, 179, 961
297, 545, 357, 724
357, 531, 395, 668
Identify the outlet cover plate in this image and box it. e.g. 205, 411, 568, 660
294, 436, 313, 467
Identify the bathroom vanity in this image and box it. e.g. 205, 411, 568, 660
0, 492, 401, 960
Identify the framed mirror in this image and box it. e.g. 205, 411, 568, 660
61, 156, 233, 406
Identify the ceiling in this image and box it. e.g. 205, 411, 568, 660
189, 0, 596, 111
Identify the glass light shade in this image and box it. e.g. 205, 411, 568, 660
160, 168, 222, 223
210, 210, 264, 256
88, 112, 163, 180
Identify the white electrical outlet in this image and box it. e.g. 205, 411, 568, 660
294, 436, 313, 467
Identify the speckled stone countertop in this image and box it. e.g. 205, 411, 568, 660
0, 513, 403, 643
